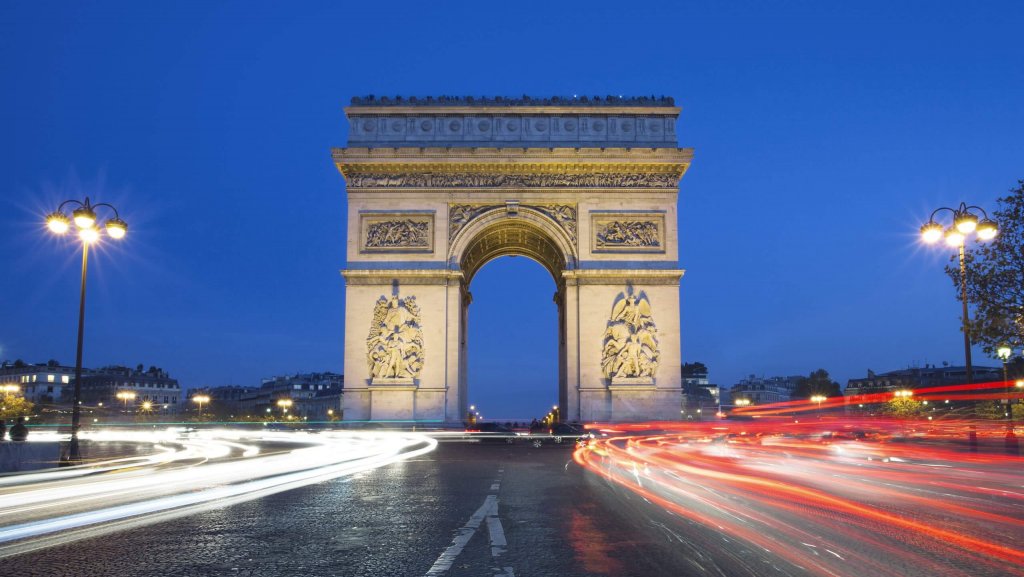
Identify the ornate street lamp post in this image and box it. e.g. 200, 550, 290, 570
920, 202, 998, 384
810, 394, 827, 418
192, 394, 211, 417
116, 390, 136, 413
998, 346, 1013, 421
276, 398, 293, 420
46, 197, 127, 462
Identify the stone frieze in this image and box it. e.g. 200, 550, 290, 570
346, 172, 680, 189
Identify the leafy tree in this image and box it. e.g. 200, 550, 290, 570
0, 393, 34, 420
792, 369, 843, 400
947, 180, 1024, 355
969, 400, 1007, 420
882, 397, 925, 418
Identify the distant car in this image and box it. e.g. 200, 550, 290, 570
529, 423, 592, 448
471, 422, 518, 444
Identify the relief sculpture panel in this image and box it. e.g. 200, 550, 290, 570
360, 212, 434, 253
591, 212, 665, 253
601, 290, 659, 384
367, 294, 424, 384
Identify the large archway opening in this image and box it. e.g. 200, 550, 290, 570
466, 256, 558, 422
452, 212, 574, 424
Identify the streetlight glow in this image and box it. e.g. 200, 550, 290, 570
79, 227, 100, 243
944, 227, 965, 247
106, 218, 128, 239
976, 219, 998, 240
920, 222, 943, 244
954, 212, 978, 234
193, 394, 210, 416
921, 202, 997, 386
72, 206, 97, 229
47, 197, 128, 463
997, 346, 1012, 361
47, 212, 71, 234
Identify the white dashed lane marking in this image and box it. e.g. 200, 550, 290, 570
425, 469, 513, 577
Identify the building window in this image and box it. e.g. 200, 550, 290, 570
47, 374, 55, 382
32, 375, 37, 382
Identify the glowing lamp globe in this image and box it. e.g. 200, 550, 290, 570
944, 227, 965, 247
920, 222, 942, 244
105, 218, 128, 239
954, 212, 978, 234
976, 219, 997, 241
46, 212, 71, 234
79, 227, 100, 243
72, 206, 97, 229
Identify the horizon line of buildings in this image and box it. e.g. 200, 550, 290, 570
4, 358, 1012, 421
0, 360, 343, 420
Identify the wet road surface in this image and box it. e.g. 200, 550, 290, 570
0, 439, 701, 577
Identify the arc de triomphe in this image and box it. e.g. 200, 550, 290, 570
333, 96, 692, 423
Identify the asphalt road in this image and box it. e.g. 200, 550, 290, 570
0, 439, 706, 577
6, 431, 1019, 577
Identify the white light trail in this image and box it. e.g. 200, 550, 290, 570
0, 429, 436, 558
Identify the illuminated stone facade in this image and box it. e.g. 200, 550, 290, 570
334, 96, 692, 422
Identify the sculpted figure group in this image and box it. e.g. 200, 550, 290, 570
366, 295, 424, 379
601, 292, 660, 379
365, 219, 430, 249
595, 220, 661, 248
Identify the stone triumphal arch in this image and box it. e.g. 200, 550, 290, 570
334, 96, 692, 423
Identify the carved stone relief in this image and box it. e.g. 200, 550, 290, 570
367, 295, 424, 383
449, 203, 577, 245
346, 172, 680, 189
601, 291, 659, 382
591, 212, 665, 253
360, 212, 434, 253
449, 204, 500, 241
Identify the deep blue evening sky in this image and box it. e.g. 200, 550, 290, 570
2, 1, 1022, 420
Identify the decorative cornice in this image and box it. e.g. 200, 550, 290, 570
334, 148, 693, 189
347, 105, 681, 115
334, 146, 692, 163
342, 269, 463, 286
563, 269, 684, 286
349, 95, 677, 107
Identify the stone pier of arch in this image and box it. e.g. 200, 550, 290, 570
333, 96, 693, 423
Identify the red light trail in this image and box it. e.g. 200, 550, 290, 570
575, 413, 1023, 577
